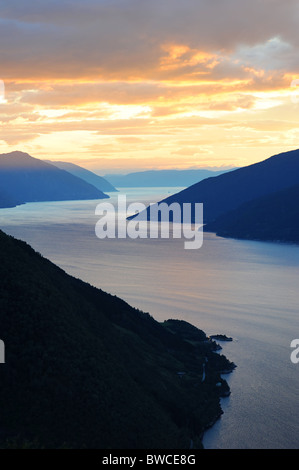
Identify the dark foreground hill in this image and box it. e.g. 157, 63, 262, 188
149, 149, 299, 223
205, 184, 299, 244
0, 151, 108, 208
0, 230, 234, 449
48, 160, 117, 193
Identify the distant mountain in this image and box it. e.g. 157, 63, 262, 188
104, 168, 234, 188
0, 190, 21, 209
0, 152, 109, 208
0, 229, 234, 449
205, 184, 299, 244
144, 149, 299, 223
47, 161, 117, 193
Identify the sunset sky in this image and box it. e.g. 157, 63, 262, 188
1, 0, 299, 173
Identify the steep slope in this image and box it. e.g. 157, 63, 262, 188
105, 168, 233, 188
0, 230, 234, 449
205, 184, 299, 244
0, 151, 109, 206
0, 189, 21, 209
149, 149, 299, 223
48, 161, 117, 193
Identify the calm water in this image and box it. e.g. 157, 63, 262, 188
1, 188, 299, 449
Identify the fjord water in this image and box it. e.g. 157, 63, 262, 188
1, 188, 299, 449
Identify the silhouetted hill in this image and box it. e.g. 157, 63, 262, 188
205, 184, 299, 244
148, 149, 299, 223
0, 230, 234, 449
47, 161, 117, 193
0, 152, 109, 207
0, 190, 21, 209
105, 168, 233, 188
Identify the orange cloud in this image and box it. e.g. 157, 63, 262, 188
160, 44, 220, 72
0, 1, 299, 171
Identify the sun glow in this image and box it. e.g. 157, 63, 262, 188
0, 4, 298, 172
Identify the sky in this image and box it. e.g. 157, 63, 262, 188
1, 0, 299, 173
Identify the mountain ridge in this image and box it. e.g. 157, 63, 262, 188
0, 151, 109, 208
47, 160, 117, 193
104, 168, 235, 188
0, 228, 235, 449
205, 183, 299, 244
138, 149, 299, 224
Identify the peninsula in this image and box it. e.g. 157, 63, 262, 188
0, 230, 235, 449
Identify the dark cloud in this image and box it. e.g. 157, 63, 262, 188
0, 0, 298, 80
0, 0, 298, 169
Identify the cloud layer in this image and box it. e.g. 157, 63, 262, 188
0, 0, 299, 170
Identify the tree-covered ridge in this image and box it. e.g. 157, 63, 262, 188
141, 148, 299, 224
205, 183, 299, 244
0, 230, 234, 449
